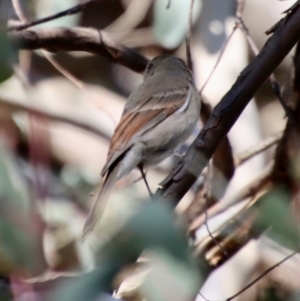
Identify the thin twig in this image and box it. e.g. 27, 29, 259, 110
195, 200, 259, 269
199, 0, 246, 94
235, 132, 282, 166
185, 0, 195, 71
266, 1, 300, 35
236, 15, 294, 119
41, 51, 115, 125
268, 77, 294, 119
0, 97, 110, 140
166, 0, 171, 9
226, 248, 300, 301
11, 0, 115, 125
189, 163, 272, 232
203, 160, 228, 256
236, 0, 246, 19
199, 28, 236, 94
198, 291, 208, 301
8, 0, 100, 31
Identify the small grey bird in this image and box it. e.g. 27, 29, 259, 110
82, 55, 201, 240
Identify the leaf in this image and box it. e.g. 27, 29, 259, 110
140, 250, 200, 301
0, 30, 14, 83
50, 202, 207, 301
0, 146, 32, 274
254, 188, 299, 249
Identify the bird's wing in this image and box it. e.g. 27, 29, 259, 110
101, 83, 192, 176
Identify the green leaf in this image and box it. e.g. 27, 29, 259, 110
50, 202, 208, 301
0, 30, 14, 83
254, 188, 299, 249
0, 146, 32, 273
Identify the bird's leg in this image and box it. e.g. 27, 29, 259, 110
138, 164, 153, 199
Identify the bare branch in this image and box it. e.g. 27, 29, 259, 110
185, 0, 195, 71
189, 164, 272, 233
226, 248, 300, 301
199, 0, 246, 94
236, 17, 294, 119
203, 160, 228, 256
195, 204, 259, 268
271, 40, 300, 226
235, 132, 282, 166
266, 1, 300, 35
236, 0, 246, 19
8, 27, 149, 73
156, 2, 300, 207
199, 29, 236, 94
11, 0, 114, 123
184, 99, 235, 228
0, 97, 110, 140
166, 0, 171, 9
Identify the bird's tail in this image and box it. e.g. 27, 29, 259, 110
82, 163, 120, 241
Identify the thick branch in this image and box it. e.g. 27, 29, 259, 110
156, 2, 300, 206
8, 27, 148, 73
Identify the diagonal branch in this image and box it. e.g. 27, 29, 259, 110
0, 96, 110, 140
8, 0, 101, 31
226, 248, 300, 301
235, 132, 282, 166
8, 27, 149, 73
156, 1, 300, 207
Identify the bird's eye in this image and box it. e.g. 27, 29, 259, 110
146, 63, 154, 72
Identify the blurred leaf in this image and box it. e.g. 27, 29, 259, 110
0, 145, 32, 273
0, 276, 12, 301
0, 30, 14, 83
257, 285, 285, 301
153, 0, 202, 49
0, 146, 30, 210
141, 250, 200, 301
0, 218, 32, 274
50, 202, 208, 301
254, 188, 299, 249
289, 291, 300, 301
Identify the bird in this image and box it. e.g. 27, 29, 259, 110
82, 54, 201, 240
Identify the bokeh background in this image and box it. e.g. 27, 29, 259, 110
0, 0, 299, 300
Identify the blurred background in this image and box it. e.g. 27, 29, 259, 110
0, 0, 299, 300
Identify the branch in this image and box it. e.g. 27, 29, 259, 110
184, 99, 235, 226
194, 203, 259, 268
226, 248, 300, 301
189, 164, 272, 233
8, 27, 149, 73
235, 132, 282, 166
199, 0, 247, 94
271, 40, 300, 226
8, 0, 101, 31
185, 0, 195, 71
236, 16, 294, 119
0, 97, 110, 140
156, 1, 300, 207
